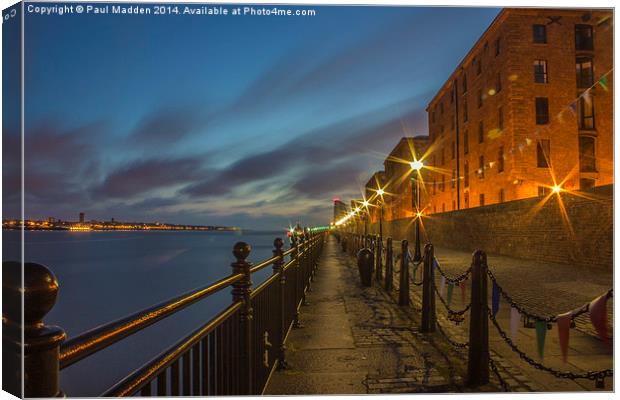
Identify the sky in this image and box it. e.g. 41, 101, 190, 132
3, 4, 500, 229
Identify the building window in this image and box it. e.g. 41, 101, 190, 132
441, 175, 445, 192
463, 100, 468, 122
451, 141, 455, 159
499, 188, 505, 203
495, 38, 500, 56
579, 136, 596, 172
464, 192, 469, 208
477, 57, 482, 75
464, 131, 469, 154
432, 179, 436, 195
478, 155, 485, 179
440, 102, 444, 115
496, 73, 502, 92
432, 110, 436, 123
535, 97, 549, 124
575, 25, 593, 51
479, 193, 485, 207
537, 139, 550, 168
464, 161, 469, 188
462, 73, 468, 93
579, 95, 595, 130
478, 121, 484, 143
580, 178, 596, 190
451, 169, 456, 188
576, 57, 594, 88
538, 186, 549, 196
452, 200, 456, 210
533, 24, 547, 43
498, 107, 504, 130
498, 146, 504, 172
534, 60, 548, 83
478, 89, 483, 108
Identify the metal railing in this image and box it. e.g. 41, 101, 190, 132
337, 231, 613, 391
3, 228, 328, 397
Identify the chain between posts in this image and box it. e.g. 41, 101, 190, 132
487, 309, 613, 382
433, 257, 472, 284
433, 283, 472, 318
435, 319, 469, 349
488, 357, 510, 392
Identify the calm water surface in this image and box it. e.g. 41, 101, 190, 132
3, 230, 287, 396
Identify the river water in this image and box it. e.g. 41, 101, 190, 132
3, 230, 288, 396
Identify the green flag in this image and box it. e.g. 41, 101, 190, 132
535, 321, 547, 358
447, 283, 454, 305
599, 76, 609, 91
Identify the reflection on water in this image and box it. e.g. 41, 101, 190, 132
3, 230, 287, 396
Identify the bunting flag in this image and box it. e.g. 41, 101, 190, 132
459, 280, 467, 303
491, 281, 500, 317
569, 101, 577, 115
556, 109, 564, 123
440, 276, 446, 297
589, 294, 610, 344
447, 283, 454, 305
535, 320, 547, 358
598, 75, 609, 91
556, 312, 572, 363
510, 307, 520, 343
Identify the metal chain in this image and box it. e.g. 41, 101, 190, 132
488, 357, 511, 392
435, 319, 469, 349
487, 268, 614, 323
433, 257, 472, 284
433, 280, 471, 318
487, 308, 613, 381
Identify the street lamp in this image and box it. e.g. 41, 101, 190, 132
376, 188, 385, 240
410, 160, 423, 262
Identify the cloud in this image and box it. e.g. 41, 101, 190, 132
129, 106, 210, 145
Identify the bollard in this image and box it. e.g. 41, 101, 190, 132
466, 250, 490, 387
231, 242, 254, 394
385, 238, 393, 291
3, 262, 66, 398
421, 244, 436, 332
272, 238, 288, 369
357, 248, 374, 287
375, 235, 383, 282
398, 240, 409, 306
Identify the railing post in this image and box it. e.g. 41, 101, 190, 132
398, 240, 409, 306
421, 244, 436, 333
3, 262, 66, 397
375, 234, 383, 282
272, 238, 288, 369
467, 250, 489, 387
231, 242, 253, 395
385, 237, 393, 291
291, 236, 303, 329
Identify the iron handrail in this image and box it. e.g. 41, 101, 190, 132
249, 245, 295, 274
60, 273, 244, 369
102, 302, 243, 397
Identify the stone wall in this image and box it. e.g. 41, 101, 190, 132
362, 184, 613, 271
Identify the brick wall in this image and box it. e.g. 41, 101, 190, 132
365, 184, 612, 271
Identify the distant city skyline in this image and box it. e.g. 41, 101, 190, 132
3, 4, 500, 229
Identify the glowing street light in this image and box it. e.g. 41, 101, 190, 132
377, 188, 385, 196
410, 160, 424, 171
362, 200, 370, 208
552, 185, 562, 194
410, 159, 424, 261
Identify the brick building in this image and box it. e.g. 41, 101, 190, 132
424, 8, 613, 214
365, 136, 429, 221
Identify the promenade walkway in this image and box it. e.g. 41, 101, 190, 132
265, 236, 498, 394
266, 235, 612, 394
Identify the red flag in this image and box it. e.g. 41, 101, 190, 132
459, 280, 467, 303
589, 294, 610, 344
556, 312, 572, 363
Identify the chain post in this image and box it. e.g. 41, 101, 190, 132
466, 250, 490, 387
231, 242, 254, 394
385, 237, 393, 291
421, 244, 436, 332
398, 240, 409, 306
291, 235, 303, 329
375, 234, 383, 282
272, 238, 288, 369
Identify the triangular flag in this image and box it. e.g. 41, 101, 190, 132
599, 75, 609, 91
447, 283, 454, 305
510, 307, 520, 343
439, 276, 446, 297
491, 281, 500, 317
589, 294, 610, 344
535, 321, 547, 358
459, 280, 467, 303
569, 101, 577, 114
556, 312, 572, 363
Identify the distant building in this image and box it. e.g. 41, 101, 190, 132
425, 8, 613, 214
333, 199, 348, 224
381, 136, 429, 220
79, 212, 85, 223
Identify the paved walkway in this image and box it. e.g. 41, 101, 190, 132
266, 235, 500, 394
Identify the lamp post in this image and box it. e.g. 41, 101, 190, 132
376, 188, 385, 241
410, 160, 423, 262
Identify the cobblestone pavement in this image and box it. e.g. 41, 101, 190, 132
265, 235, 505, 395
384, 241, 613, 392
